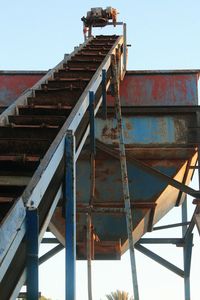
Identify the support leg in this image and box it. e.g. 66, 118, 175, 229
101, 69, 107, 119
65, 131, 76, 300
182, 197, 193, 300
26, 209, 39, 300
183, 233, 193, 300
87, 214, 93, 300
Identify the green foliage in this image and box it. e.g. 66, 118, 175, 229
106, 290, 133, 300
39, 296, 52, 300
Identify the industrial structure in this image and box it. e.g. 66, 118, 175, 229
0, 7, 200, 300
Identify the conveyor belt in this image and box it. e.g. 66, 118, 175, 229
0, 35, 124, 299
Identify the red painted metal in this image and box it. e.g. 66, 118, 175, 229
0, 72, 45, 106
108, 71, 199, 106
1, 70, 199, 107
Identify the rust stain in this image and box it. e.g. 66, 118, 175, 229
125, 121, 132, 130
102, 125, 118, 140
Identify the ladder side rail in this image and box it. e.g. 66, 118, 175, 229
111, 54, 139, 300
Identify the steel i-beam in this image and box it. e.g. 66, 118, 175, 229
26, 209, 39, 300
65, 131, 76, 300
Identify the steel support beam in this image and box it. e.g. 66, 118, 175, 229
65, 131, 76, 300
183, 233, 193, 300
89, 91, 96, 155
26, 209, 39, 300
102, 69, 107, 119
39, 244, 64, 265
181, 197, 192, 300
42, 237, 60, 244
138, 238, 184, 245
153, 222, 190, 231
135, 244, 184, 278
18, 292, 41, 299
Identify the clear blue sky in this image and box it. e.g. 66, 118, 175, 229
1, 1, 200, 299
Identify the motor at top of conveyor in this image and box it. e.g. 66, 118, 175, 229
81, 7, 118, 39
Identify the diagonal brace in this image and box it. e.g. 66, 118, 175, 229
135, 244, 184, 278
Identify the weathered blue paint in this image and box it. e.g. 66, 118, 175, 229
26, 209, 39, 300
77, 158, 177, 203
65, 132, 76, 300
95, 116, 188, 145
76, 156, 179, 242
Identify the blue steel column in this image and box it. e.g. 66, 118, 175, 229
182, 197, 193, 300
183, 232, 193, 300
101, 70, 107, 119
65, 131, 76, 300
89, 91, 96, 156
182, 199, 190, 300
26, 208, 39, 300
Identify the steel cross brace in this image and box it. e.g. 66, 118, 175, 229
135, 235, 193, 280
39, 244, 64, 265
136, 196, 195, 300
135, 244, 185, 278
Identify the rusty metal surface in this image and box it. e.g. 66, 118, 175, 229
0, 61, 199, 265
107, 71, 199, 106
1, 70, 199, 108
95, 113, 197, 146
0, 72, 45, 106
